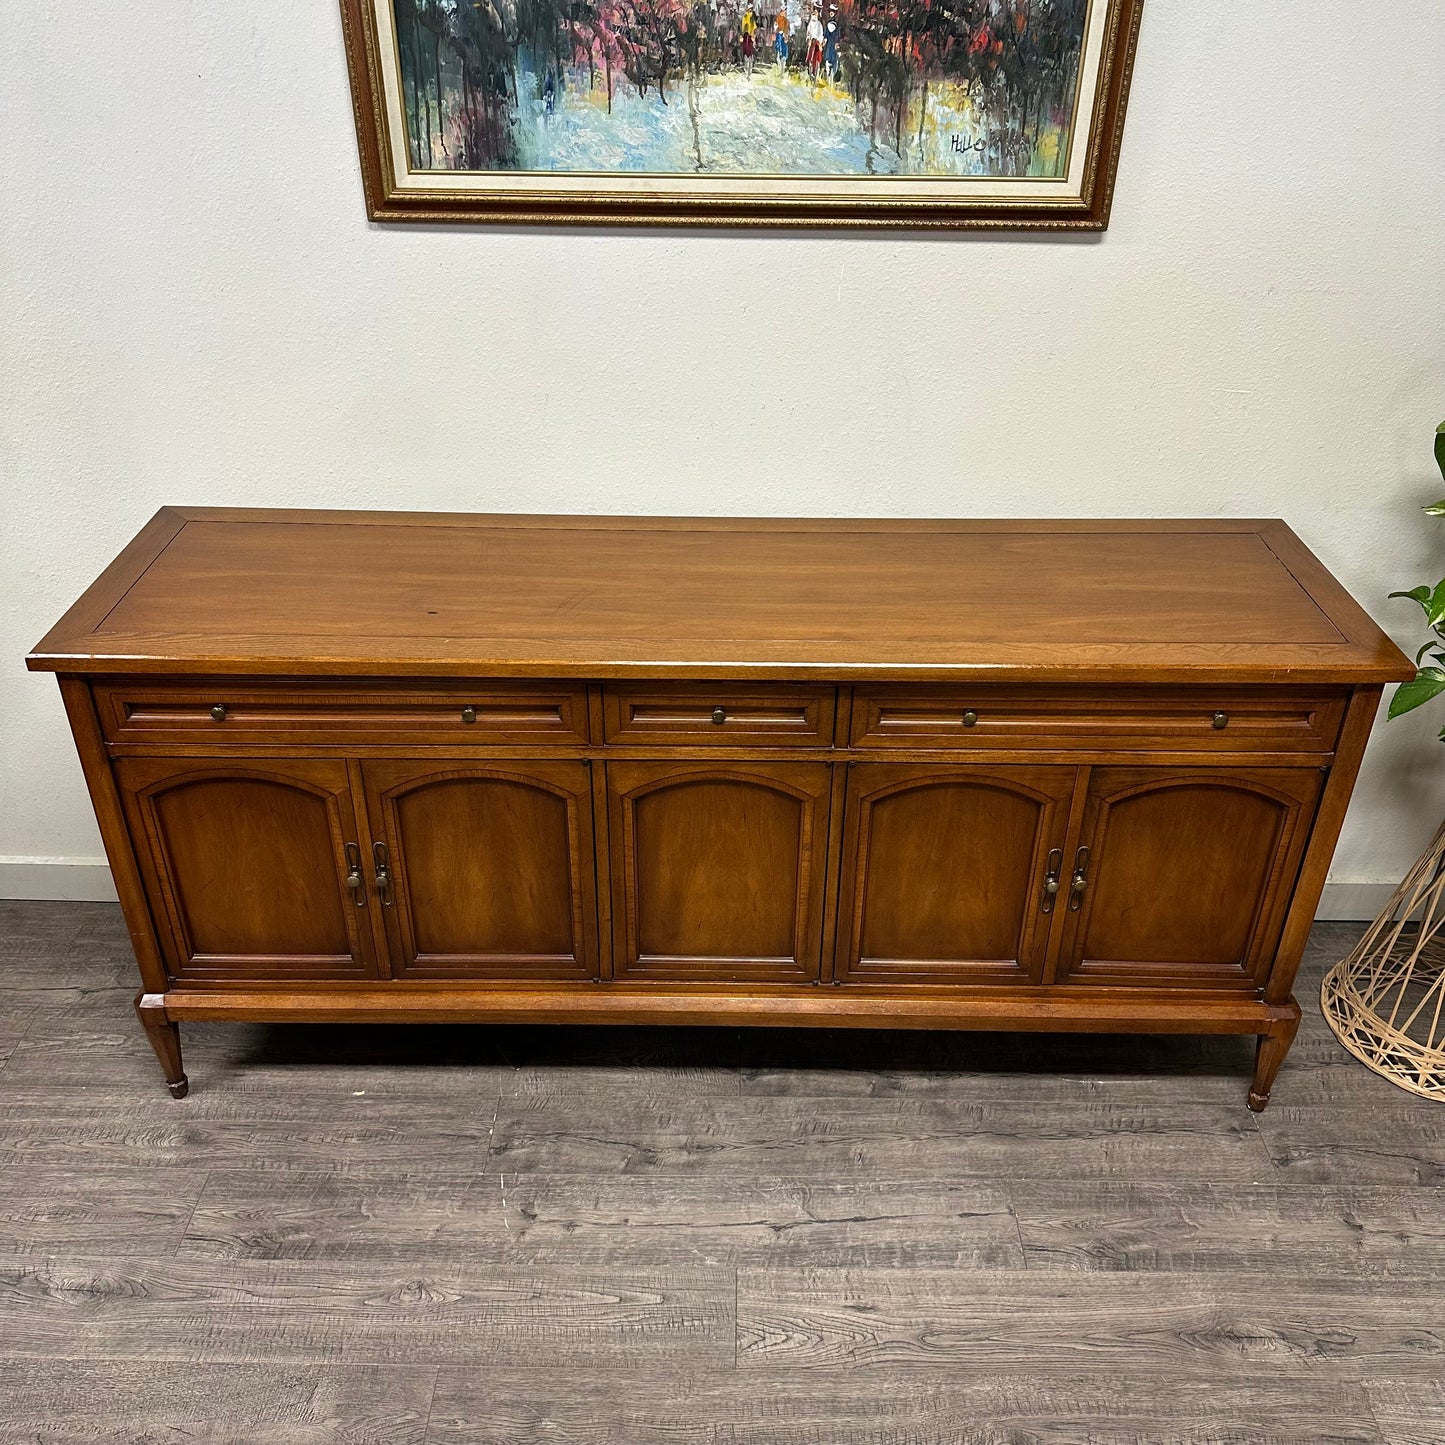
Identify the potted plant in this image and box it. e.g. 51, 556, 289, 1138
1388, 420, 1445, 728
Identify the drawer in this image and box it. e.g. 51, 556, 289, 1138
849, 687, 1346, 753
96, 680, 590, 746
603, 684, 835, 748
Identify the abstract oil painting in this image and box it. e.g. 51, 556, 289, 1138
341, 0, 1143, 225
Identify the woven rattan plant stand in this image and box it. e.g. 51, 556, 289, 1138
1322, 819, 1445, 1101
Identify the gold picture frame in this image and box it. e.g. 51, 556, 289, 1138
341, 0, 1144, 229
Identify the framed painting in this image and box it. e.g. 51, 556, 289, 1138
340, 0, 1144, 228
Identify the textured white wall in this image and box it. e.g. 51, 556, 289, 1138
2, 1, 1444, 906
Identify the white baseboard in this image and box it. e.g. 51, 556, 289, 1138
0, 857, 1398, 920
1313, 882, 1394, 922
0, 859, 119, 902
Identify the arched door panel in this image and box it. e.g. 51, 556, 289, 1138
1056, 767, 1324, 989
834, 765, 1076, 984
606, 761, 831, 982
361, 761, 600, 979
113, 758, 377, 981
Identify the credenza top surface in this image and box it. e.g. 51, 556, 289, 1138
28, 508, 1412, 684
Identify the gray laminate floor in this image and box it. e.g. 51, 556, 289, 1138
1, 902, 1442, 1444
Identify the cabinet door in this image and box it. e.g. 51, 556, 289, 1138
1055, 767, 1324, 989
360, 761, 600, 980
606, 761, 831, 982
113, 757, 379, 982
834, 765, 1076, 985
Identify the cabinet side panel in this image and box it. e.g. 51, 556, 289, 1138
1265, 685, 1383, 1004
56, 677, 170, 992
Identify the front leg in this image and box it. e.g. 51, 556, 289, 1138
135, 993, 189, 1098
1248, 1003, 1301, 1112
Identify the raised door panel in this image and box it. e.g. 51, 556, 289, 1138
361, 761, 599, 980
1056, 767, 1324, 989
835, 765, 1076, 985
607, 761, 831, 982
113, 757, 378, 982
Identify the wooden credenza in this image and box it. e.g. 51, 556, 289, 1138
29, 510, 1412, 1108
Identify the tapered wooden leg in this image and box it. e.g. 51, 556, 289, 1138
135, 993, 189, 1099
1248, 1006, 1301, 1112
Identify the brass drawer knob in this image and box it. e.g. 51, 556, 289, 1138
711, 706, 727, 725
961, 710, 979, 728
209, 704, 227, 722
460, 705, 477, 724
1212, 711, 1229, 730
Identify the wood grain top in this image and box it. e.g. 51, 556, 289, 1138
28, 508, 1413, 683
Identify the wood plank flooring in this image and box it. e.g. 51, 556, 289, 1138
0, 901, 1439, 1444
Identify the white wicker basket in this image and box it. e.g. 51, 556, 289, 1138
1322, 818, 1445, 1101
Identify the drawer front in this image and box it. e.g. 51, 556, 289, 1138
603, 684, 836, 748
97, 681, 590, 746
850, 688, 1346, 753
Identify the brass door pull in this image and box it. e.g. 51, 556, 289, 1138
711, 706, 727, 725
344, 842, 366, 907
1068, 845, 1091, 910
372, 841, 394, 906
209, 704, 227, 722
460, 705, 477, 724
1212, 711, 1229, 730
1040, 848, 1063, 914
961, 710, 978, 727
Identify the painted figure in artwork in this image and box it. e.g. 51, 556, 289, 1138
805, 9, 824, 80
388, 0, 1090, 180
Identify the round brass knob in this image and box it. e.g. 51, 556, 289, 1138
1212, 711, 1229, 730
460, 706, 477, 724
961, 710, 979, 728
209, 704, 227, 722
711, 706, 727, 725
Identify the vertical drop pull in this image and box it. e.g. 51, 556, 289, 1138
344, 842, 366, 906
1068, 845, 1091, 911
1040, 848, 1063, 914
372, 841, 394, 906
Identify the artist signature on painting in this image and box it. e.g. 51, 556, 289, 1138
950, 135, 986, 156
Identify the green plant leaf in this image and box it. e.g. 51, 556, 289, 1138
1424, 499, 1445, 517
1389, 582, 1445, 626
1390, 584, 1433, 612
1389, 667, 1445, 719
1417, 638, 1439, 664
1429, 581, 1445, 629
1436, 419, 1445, 483
1392, 583, 1439, 618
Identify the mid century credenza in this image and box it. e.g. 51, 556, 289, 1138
28, 510, 1413, 1108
